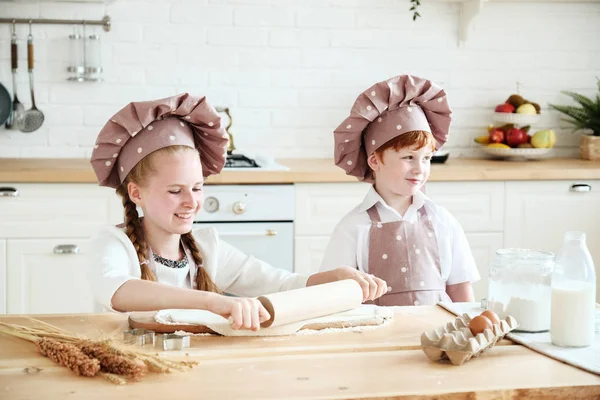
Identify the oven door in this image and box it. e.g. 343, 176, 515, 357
193, 222, 294, 273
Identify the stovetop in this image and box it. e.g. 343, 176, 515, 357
224, 154, 260, 168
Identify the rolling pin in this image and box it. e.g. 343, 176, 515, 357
257, 279, 363, 328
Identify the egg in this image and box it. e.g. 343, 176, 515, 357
480, 310, 500, 326
468, 315, 493, 336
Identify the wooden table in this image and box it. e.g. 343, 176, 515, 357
1, 306, 599, 399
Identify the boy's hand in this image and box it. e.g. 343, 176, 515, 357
308, 267, 388, 302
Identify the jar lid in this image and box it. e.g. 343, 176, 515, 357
495, 248, 554, 260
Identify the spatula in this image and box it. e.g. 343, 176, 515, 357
20, 23, 44, 133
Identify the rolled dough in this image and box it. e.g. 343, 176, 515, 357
155, 305, 393, 337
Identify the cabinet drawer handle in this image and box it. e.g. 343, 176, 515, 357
0, 187, 19, 197
570, 184, 591, 192
53, 244, 79, 254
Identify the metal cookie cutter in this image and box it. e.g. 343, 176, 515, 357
123, 328, 156, 346
157, 333, 190, 351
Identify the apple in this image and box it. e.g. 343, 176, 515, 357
516, 103, 537, 115
489, 128, 505, 144
506, 128, 529, 147
495, 103, 515, 113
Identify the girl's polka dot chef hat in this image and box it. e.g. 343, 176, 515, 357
90, 93, 229, 188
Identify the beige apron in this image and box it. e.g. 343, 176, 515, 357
366, 205, 451, 306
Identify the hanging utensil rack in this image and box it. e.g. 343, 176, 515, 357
0, 15, 111, 32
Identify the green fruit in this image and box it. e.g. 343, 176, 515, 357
531, 129, 556, 148
516, 103, 537, 115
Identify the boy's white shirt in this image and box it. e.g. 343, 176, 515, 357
319, 186, 480, 285
86, 225, 309, 312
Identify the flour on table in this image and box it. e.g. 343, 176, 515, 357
155, 305, 393, 337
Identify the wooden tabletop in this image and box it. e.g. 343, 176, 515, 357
0, 157, 599, 184
1, 306, 599, 399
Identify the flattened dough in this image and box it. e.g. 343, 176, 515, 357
155, 305, 393, 337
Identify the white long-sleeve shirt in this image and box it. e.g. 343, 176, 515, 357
319, 187, 480, 286
86, 225, 309, 311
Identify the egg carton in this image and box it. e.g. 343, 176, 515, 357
420, 313, 519, 366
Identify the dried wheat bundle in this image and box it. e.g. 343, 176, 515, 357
0, 319, 198, 385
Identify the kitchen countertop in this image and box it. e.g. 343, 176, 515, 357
1, 306, 598, 399
0, 157, 599, 184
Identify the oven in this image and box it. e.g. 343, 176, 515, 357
193, 184, 295, 272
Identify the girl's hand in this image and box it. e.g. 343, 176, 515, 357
307, 267, 388, 302
207, 295, 271, 331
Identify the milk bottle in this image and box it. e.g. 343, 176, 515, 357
550, 231, 597, 347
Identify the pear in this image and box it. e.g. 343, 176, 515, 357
531, 129, 556, 148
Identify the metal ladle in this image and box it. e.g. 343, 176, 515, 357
20, 21, 44, 133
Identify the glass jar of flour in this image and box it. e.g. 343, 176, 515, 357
486, 248, 555, 333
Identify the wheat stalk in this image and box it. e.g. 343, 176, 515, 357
37, 338, 101, 377
0, 319, 198, 385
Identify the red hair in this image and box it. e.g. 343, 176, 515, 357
373, 130, 435, 159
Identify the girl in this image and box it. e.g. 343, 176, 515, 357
319, 75, 480, 306
88, 93, 387, 332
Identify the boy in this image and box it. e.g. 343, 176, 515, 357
320, 75, 480, 306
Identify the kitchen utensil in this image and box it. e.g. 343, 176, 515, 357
20, 23, 44, 133
0, 83, 11, 127
128, 280, 390, 336
5, 23, 23, 130
431, 150, 449, 163
130, 304, 392, 336
258, 279, 363, 328
215, 106, 235, 154
156, 333, 190, 351
123, 328, 155, 346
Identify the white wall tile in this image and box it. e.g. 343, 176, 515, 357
0, 0, 597, 159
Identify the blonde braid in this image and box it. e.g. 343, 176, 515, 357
116, 186, 156, 281
181, 232, 221, 293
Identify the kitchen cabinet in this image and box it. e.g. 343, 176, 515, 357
0, 183, 121, 315
425, 182, 504, 232
295, 183, 371, 236
0, 184, 122, 238
504, 180, 600, 298
294, 236, 330, 276
464, 232, 504, 301
0, 240, 5, 314
6, 238, 99, 314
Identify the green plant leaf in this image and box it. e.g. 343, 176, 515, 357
550, 77, 600, 135
561, 91, 596, 113
548, 104, 589, 123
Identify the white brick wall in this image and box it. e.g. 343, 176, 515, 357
0, 0, 599, 159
